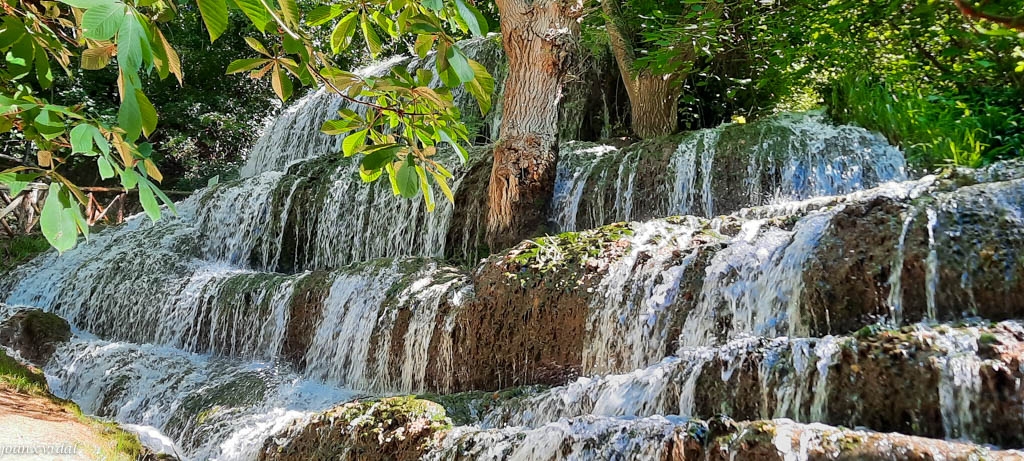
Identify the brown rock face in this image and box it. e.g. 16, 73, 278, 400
441, 252, 595, 391
694, 324, 1024, 447
0, 309, 71, 365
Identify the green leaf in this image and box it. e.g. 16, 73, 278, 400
40, 184, 79, 253
416, 165, 434, 211
197, 0, 229, 42
230, 0, 271, 32
271, 65, 293, 101
446, 46, 475, 83
455, 0, 487, 37
421, 0, 442, 11
0, 172, 41, 196
97, 156, 115, 179
321, 118, 361, 135
385, 162, 400, 195
120, 168, 138, 189
413, 34, 435, 59
58, 0, 107, 8
116, 12, 151, 72
360, 145, 400, 171
431, 170, 454, 203
359, 165, 383, 182
33, 110, 64, 140
330, 12, 359, 54
136, 90, 157, 137
118, 89, 142, 141
438, 128, 468, 162
360, 13, 383, 57
137, 180, 160, 221
466, 59, 494, 114
0, 17, 27, 50
92, 128, 110, 155
226, 58, 269, 74
34, 44, 52, 88
140, 175, 176, 216
279, 0, 300, 27
307, 5, 345, 26
7, 36, 34, 79
244, 37, 270, 56
70, 124, 97, 154
82, 1, 125, 41
342, 129, 368, 156
395, 161, 419, 198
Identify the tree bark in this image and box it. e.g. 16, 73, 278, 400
602, 0, 680, 139
486, 0, 582, 251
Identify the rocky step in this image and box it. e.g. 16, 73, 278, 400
461, 321, 1024, 448
8, 166, 1024, 395
258, 400, 1024, 461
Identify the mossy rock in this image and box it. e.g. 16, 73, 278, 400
259, 396, 450, 461
0, 309, 72, 365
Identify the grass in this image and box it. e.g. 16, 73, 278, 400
827, 73, 1023, 169
0, 350, 49, 396
0, 235, 51, 273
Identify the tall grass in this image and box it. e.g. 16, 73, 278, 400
827, 73, 1023, 168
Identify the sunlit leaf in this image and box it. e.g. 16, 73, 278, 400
81, 2, 125, 41
40, 183, 79, 253
197, 0, 229, 41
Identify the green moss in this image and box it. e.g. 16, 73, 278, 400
165, 372, 268, 434
502, 222, 634, 289
0, 235, 51, 273
419, 385, 545, 426
979, 332, 998, 346
837, 433, 865, 451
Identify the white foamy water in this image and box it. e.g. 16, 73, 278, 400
550, 111, 907, 232
45, 338, 357, 461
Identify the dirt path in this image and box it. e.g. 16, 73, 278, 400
0, 386, 143, 461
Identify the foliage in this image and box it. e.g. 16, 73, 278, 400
1, 0, 496, 253
828, 73, 1023, 168
1, 0, 185, 252
48, 9, 284, 190
624, 0, 1024, 165
0, 234, 50, 273
217, 0, 495, 210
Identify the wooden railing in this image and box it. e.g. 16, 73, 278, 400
0, 184, 191, 238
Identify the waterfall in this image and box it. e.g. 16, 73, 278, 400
14, 23, 1024, 456
580, 217, 705, 375
45, 338, 356, 461
241, 36, 507, 178
474, 323, 1015, 436
549, 111, 907, 231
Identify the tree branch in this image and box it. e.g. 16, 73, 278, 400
953, 0, 1024, 31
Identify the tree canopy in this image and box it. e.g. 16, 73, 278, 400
1, 0, 1022, 251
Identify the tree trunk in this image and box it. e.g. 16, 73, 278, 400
602, 0, 680, 139
624, 73, 680, 139
486, 0, 582, 251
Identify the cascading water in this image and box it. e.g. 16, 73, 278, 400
241, 35, 507, 178
45, 337, 356, 460
10, 27, 1024, 456
550, 111, 907, 232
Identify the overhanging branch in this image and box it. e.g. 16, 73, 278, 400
953, 0, 1024, 31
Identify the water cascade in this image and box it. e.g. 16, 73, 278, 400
6, 44, 1024, 457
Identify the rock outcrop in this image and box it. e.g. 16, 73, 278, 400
0, 308, 71, 365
